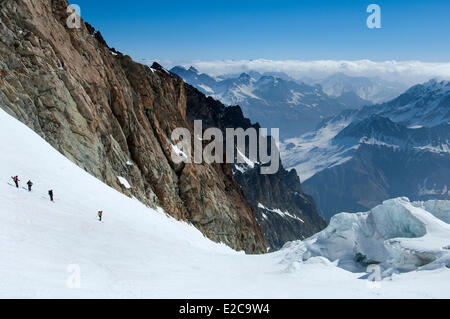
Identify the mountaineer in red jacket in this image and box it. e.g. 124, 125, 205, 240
11, 176, 19, 188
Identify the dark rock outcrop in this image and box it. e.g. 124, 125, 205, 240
235, 164, 327, 251
183, 87, 327, 250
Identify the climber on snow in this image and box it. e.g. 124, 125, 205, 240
48, 189, 54, 202
27, 180, 33, 192
98, 211, 103, 222
11, 176, 20, 188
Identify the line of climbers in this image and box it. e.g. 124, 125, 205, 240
10, 175, 103, 222
11, 175, 54, 201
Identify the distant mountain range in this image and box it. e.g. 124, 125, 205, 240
171, 66, 373, 139
307, 72, 408, 104
281, 79, 450, 219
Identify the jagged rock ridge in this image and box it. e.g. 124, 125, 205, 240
183, 86, 327, 250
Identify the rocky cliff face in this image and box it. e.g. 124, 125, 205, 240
218, 108, 326, 251
235, 165, 327, 251
183, 86, 327, 250
0, 0, 266, 253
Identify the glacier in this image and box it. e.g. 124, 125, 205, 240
0, 107, 449, 298
288, 198, 450, 275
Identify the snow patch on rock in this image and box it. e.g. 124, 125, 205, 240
117, 176, 131, 189
258, 203, 304, 223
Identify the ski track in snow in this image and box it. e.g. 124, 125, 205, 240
0, 108, 449, 298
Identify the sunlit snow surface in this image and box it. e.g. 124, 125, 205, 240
0, 108, 449, 298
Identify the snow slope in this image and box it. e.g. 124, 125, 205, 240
0, 108, 449, 298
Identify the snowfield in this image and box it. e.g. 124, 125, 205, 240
0, 108, 449, 298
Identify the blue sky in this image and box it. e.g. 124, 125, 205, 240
69, 0, 450, 63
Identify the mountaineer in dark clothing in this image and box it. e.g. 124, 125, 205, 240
11, 176, 19, 188
27, 180, 33, 192
98, 211, 103, 222
48, 190, 54, 202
